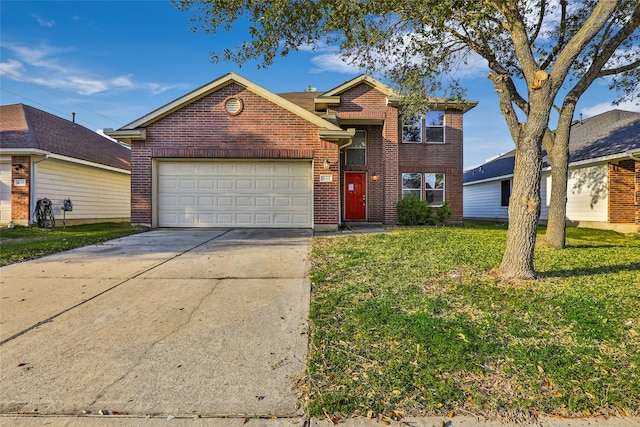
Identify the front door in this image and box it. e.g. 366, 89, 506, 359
345, 172, 366, 220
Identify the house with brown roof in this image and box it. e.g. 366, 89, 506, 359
463, 109, 640, 233
105, 73, 476, 230
0, 104, 131, 226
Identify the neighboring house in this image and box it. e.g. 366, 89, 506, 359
0, 104, 131, 226
105, 73, 476, 230
464, 109, 640, 233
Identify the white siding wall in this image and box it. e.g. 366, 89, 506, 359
544, 163, 608, 222
0, 161, 11, 224
34, 159, 130, 223
463, 180, 509, 219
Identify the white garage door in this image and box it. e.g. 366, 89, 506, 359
157, 160, 312, 228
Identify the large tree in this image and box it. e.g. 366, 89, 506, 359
175, 0, 640, 279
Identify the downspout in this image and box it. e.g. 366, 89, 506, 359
336, 138, 354, 227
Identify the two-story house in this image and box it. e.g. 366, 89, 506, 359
105, 73, 477, 230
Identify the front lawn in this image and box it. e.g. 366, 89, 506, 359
305, 224, 640, 421
0, 222, 145, 266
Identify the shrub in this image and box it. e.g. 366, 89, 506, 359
397, 195, 432, 225
435, 200, 453, 225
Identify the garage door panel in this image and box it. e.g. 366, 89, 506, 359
157, 161, 312, 228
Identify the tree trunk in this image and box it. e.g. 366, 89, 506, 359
499, 131, 543, 280
543, 136, 570, 248
543, 105, 575, 249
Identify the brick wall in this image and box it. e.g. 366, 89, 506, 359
609, 159, 638, 224
131, 83, 339, 227
331, 83, 399, 224
637, 161, 640, 225
11, 156, 31, 223
398, 110, 464, 221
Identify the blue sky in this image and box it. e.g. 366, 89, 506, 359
1, 1, 638, 169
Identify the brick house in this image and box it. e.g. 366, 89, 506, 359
106, 73, 477, 230
464, 109, 640, 233
0, 104, 131, 226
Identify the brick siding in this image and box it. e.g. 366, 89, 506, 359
398, 110, 464, 221
608, 159, 638, 224
131, 83, 339, 227
11, 156, 31, 222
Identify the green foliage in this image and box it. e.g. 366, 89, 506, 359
396, 195, 432, 226
0, 223, 145, 266
306, 226, 640, 419
435, 200, 453, 225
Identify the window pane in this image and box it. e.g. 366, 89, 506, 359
402, 117, 422, 143
426, 111, 444, 126
351, 131, 366, 148
402, 173, 422, 189
346, 131, 366, 165
426, 189, 444, 205
403, 189, 421, 199
346, 149, 365, 166
425, 173, 444, 206
425, 127, 444, 143
425, 173, 444, 189
501, 179, 511, 207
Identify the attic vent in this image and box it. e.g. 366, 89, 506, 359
304, 85, 317, 93
225, 97, 243, 115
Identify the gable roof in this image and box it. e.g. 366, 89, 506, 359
464, 109, 640, 184
106, 73, 348, 143
0, 104, 130, 171
314, 74, 478, 113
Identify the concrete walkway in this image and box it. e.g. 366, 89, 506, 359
1, 229, 311, 419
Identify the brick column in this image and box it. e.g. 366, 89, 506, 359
11, 156, 31, 224
382, 107, 399, 224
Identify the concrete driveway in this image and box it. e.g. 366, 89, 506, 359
0, 229, 311, 420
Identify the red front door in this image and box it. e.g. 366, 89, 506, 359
345, 173, 366, 220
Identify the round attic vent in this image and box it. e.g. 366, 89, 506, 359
225, 97, 243, 115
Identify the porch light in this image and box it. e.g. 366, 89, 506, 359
323, 158, 330, 170
370, 173, 379, 182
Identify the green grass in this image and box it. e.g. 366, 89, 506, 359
305, 224, 640, 420
0, 223, 146, 266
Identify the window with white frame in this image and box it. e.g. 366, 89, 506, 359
402, 116, 422, 143
402, 173, 422, 198
425, 173, 445, 206
402, 111, 446, 144
425, 111, 445, 143
346, 130, 366, 166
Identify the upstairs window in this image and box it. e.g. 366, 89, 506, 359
425, 111, 445, 143
425, 173, 445, 206
402, 111, 446, 143
346, 130, 366, 166
402, 117, 422, 143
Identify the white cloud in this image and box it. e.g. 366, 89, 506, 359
31, 14, 55, 28
0, 59, 25, 78
310, 52, 362, 74
581, 100, 640, 118
1, 42, 187, 97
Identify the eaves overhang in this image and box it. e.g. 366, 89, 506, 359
103, 128, 146, 144
387, 96, 479, 113
319, 128, 356, 143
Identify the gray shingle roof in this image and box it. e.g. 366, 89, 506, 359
1, 104, 130, 171
464, 109, 640, 184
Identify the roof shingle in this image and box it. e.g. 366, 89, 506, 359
1, 104, 130, 171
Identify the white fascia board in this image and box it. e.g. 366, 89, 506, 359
47, 153, 131, 174
0, 148, 50, 156
463, 174, 514, 186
